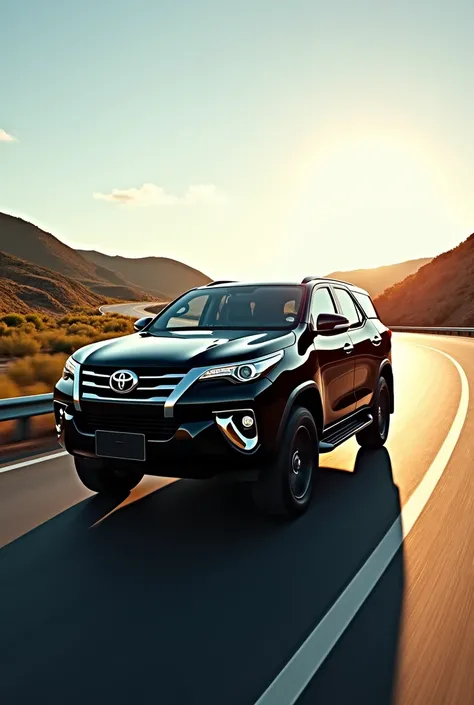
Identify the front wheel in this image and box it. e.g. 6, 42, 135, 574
356, 376, 391, 450
252, 406, 319, 519
74, 457, 144, 494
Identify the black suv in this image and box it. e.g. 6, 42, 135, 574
54, 277, 394, 518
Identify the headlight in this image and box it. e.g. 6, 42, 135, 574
199, 350, 284, 383
62, 355, 78, 380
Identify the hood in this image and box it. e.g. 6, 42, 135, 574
73, 328, 296, 368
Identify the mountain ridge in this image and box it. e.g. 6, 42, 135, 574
0, 250, 106, 314
0, 211, 210, 304
78, 249, 212, 299
325, 257, 432, 298
374, 234, 474, 326
0, 212, 153, 301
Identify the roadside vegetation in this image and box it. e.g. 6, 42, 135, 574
0, 308, 135, 398
0, 308, 136, 449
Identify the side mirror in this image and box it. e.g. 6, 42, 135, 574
134, 316, 154, 332
315, 312, 350, 334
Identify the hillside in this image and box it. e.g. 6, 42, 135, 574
326, 257, 432, 298
0, 212, 152, 301
0, 251, 104, 314
78, 250, 211, 299
374, 234, 474, 326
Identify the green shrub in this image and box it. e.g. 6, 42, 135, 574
25, 313, 45, 330
2, 313, 26, 327
66, 323, 97, 337
0, 334, 41, 356
49, 334, 92, 354
7, 354, 67, 390
20, 322, 38, 336
103, 319, 134, 334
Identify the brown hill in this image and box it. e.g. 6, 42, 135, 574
0, 250, 104, 314
78, 250, 211, 300
0, 212, 152, 301
374, 233, 474, 326
326, 257, 432, 298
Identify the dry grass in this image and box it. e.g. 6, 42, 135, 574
0, 307, 135, 398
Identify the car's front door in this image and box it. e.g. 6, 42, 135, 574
332, 286, 380, 410
310, 285, 356, 426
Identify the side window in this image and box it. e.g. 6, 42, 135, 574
353, 292, 379, 319
334, 288, 362, 327
310, 287, 336, 326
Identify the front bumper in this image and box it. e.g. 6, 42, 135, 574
54, 375, 281, 479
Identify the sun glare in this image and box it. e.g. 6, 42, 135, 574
286, 132, 456, 272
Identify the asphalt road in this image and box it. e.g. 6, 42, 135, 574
100, 301, 165, 318
0, 333, 473, 705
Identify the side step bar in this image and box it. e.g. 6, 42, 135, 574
319, 413, 373, 453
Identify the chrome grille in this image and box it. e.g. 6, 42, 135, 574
79, 366, 187, 402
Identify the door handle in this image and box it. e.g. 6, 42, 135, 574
343, 342, 354, 354
371, 335, 382, 346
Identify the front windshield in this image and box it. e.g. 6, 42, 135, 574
148, 285, 305, 331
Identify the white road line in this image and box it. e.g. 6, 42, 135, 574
254, 344, 470, 705
0, 451, 68, 474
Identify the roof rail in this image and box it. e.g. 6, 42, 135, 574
206, 280, 237, 286
301, 275, 355, 287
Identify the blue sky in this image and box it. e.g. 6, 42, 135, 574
1, 0, 473, 281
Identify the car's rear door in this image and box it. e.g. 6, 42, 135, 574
332, 286, 380, 411
310, 285, 356, 425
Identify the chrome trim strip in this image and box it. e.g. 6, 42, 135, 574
140, 374, 186, 380
82, 393, 169, 403
214, 410, 258, 452
73, 365, 81, 411
83, 381, 110, 389
82, 370, 109, 378
137, 384, 176, 391
164, 367, 208, 418
357, 415, 373, 433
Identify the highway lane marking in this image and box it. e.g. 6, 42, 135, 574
0, 451, 68, 474
254, 344, 470, 705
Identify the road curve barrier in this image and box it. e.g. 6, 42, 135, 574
0, 393, 53, 442
391, 326, 474, 337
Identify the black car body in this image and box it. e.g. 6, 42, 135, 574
54, 277, 394, 517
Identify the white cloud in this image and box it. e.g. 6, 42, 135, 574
0, 129, 16, 142
93, 182, 227, 206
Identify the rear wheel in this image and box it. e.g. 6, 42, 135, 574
356, 376, 391, 449
74, 457, 144, 494
252, 406, 319, 519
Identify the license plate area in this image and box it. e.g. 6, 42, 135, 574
95, 430, 146, 461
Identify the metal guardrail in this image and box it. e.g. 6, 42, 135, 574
1, 326, 473, 439
0, 393, 53, 441
391, 326, 474, 337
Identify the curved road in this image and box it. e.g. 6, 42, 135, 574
1, 333, 473, 705
100, 301, 165, 318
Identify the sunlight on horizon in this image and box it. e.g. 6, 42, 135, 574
281, 130, 468, 275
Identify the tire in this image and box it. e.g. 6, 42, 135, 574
356, 376, 391, 450
74, 457, 144, 494
252, 406, 319, 519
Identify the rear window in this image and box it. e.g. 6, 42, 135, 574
353, 292, 379, 319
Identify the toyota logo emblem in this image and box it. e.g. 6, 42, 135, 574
109, 369, 139, 394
